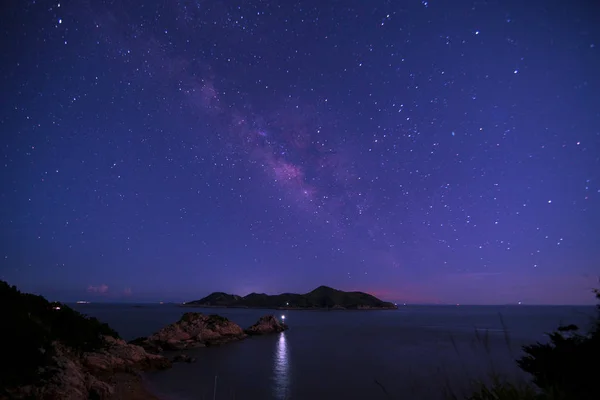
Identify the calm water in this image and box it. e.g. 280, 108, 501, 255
73, 303, 596, 400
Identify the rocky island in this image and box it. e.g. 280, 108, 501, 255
131, 312, 288, 355
184, 285, 398, 310
245, 315, 289, 335
1, 281, 286, 400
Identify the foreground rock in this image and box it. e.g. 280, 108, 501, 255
3, 337, 171, 400
1, 280, 171, 400
245, 315, 288, 335
2, 279, 293, 400
131, 312, 247, 352
83, 336, 172, 373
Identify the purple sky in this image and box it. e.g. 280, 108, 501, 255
1, 0, 599, 305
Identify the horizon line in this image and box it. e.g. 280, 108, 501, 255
65, 300, 597, 307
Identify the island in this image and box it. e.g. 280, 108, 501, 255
183, 285, 398, 310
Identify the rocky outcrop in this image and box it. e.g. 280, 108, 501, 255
245, 315, 288, 335
3, 311, 292, 400
83, 335, 172, 373
2, 337, 171, 400
131, 312, 246, 352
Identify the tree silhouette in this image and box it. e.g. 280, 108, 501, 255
516, 289, 600, 400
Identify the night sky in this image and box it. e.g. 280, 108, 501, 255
1, 1, 599, 305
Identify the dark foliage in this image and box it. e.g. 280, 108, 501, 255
0, 280, 119, 390
516, 289, 600, 400
463, 378, 540, 400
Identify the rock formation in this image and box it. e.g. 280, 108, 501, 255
3, 337, 171, 400
1, 280, 293, 400
245, 315, 288, 335
83, 336, 172, 373
131, 312, 247, 352
1, 280, 172, 400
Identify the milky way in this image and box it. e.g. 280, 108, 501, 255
1, 0, 599, 304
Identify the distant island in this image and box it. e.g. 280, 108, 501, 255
184, 285, 398, 310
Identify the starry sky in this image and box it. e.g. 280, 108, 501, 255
1, 0, 599, 305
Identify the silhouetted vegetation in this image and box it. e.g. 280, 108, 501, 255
512, 289, 600, 400
462, 378, 539, 400
0, 280, 119, 390
458, 289, 600, 400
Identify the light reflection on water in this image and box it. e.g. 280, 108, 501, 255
273, 332, 290, 399
75, 305, 595, 400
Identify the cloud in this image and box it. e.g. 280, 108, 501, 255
87, 284, 109, 294
123, 287, 133, 296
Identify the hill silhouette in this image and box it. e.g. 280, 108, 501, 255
186, 285, 398, 310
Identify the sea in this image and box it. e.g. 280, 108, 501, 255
71, 303, 596, 400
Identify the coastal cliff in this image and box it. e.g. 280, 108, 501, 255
185, 285, 398, 310
0, 281, 171, 400
1, 280, 290, 400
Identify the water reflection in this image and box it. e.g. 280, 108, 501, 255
273, 332, 290, 399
